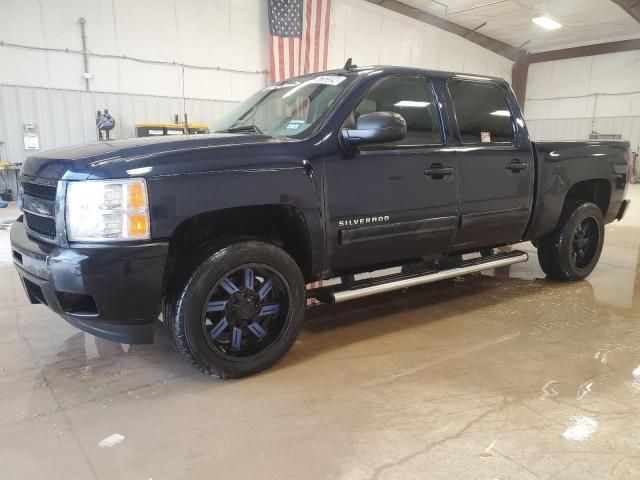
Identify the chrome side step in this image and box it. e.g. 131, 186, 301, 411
318, 251, 528, 304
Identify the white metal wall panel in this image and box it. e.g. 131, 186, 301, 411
525, 50, 640, 155
526, 117, 640, 157
588, 51, 640, 94
0, 93, 6, 164
328, 0, 514, 83
0, 0, 517, 169
526, 118, 592, 141
0, 85, 239, 165
0, 86, 23, 167
0, 0, 269, 99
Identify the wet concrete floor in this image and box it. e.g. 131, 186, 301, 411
1, 187, 640, 479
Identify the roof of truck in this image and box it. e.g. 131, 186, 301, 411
312, 65, 509, 85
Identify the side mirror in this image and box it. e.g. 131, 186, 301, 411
341, 111, 407, 146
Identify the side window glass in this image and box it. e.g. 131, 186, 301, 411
351, 77, 442, 146
448, 81, 515, 144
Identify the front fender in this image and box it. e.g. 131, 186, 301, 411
146, 160, 324, 275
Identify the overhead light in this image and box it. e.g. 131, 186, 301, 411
490, 110, 511, 117
532, 15, 562, 30
394, 100, 430, 108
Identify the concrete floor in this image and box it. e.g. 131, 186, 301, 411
1, 187, 640, 480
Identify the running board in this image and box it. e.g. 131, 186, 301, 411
316, 251, 528, 304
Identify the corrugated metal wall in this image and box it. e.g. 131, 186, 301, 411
0, 0, 515, 200
0, 84, 239, 164
526, 116, 640, 154
329, 0, 514, 81
0, 84, 240, 196
0, 0, 515, 163
524, 50, 640, 157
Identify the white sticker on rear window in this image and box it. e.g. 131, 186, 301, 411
310, 75, 346, 86
481, 132, 491, 143
286, 120, 305, 130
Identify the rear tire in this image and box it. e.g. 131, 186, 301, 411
166, 239, 306, 378
537, 202, 604, 281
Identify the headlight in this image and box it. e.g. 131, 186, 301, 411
66, 179, 150, 242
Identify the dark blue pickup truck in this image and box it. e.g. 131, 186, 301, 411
11, 65, 631, 378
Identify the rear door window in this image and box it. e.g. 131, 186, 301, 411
448, 81, 514, 144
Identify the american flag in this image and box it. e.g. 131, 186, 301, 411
268, 0, 332, 83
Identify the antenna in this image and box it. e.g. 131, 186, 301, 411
343, 58, 357, 69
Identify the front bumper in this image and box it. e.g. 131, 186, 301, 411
10, 217, 169, 344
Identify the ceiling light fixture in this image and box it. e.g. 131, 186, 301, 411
532, 15, 562, 30
394, 101, 430, 108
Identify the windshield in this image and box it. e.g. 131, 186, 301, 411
213, 74, 355, 138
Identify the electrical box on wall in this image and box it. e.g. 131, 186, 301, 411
23, 123, 40, 152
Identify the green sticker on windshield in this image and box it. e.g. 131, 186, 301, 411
286, 120, 305, 130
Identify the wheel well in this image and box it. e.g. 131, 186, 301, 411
163, 205, 313, 292
564, 179, 611, 216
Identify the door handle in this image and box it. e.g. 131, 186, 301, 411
506, 159, 528, 172
425, 163, 454, 179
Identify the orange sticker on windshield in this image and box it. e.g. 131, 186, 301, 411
481, 132, 491, 143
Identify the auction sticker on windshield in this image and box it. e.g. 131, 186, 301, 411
310, 75, 346, 86
264, 81, 301, 91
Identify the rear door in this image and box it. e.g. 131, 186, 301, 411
446, 79, 533, 250
323, 75, 459, 272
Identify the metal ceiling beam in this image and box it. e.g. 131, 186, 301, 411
610, 0, 640, 23
528, 38, 640, 63
364, 0, 526, 62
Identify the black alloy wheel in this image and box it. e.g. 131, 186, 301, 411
570, 217, 599, 269
201, 264, 289, 358
536, 201, 605, 281
166, 239, 306, 378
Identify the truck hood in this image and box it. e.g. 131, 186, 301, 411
20, 133, 285, 180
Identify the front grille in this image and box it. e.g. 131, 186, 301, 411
22, 182, 57, 201
24, 212, 56, 237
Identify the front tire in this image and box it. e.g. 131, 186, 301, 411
537, 202, 605, 281
166, 239, 305, 378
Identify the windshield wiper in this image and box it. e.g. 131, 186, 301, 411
216, 125, 264, 135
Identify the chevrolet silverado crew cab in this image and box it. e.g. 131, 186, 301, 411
11, 65, 631, 378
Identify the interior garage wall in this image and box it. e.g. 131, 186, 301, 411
0, 0, 514, 170
0, 0, 269, 169
0, 85, 237, 170
328, 0, 514, 80
0, 0, 268, 99
524, 50, 640, 156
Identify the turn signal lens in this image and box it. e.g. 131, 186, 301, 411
128, 214, 149, 238
128, 182, 146, 209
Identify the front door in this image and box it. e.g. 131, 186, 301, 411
323, 76, 459, 273
446, 79, 534, 249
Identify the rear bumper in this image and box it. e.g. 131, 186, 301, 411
617, 199, 630, 221
10, 217, 169, 344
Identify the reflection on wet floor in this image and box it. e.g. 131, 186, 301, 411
1, 189, 640, 479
